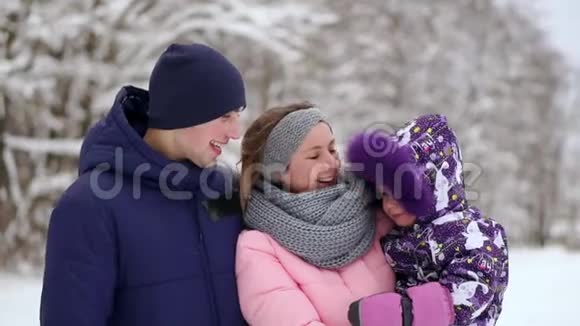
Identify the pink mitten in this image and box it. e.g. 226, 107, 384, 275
348, 291, 402, 326
348, 282, 454, 326
406, 282, 455, 326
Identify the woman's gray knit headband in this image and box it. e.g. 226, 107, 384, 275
262, 108, 327, 169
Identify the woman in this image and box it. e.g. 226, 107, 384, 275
235, 103, 396, 326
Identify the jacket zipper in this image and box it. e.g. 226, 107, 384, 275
194, 196, 220, 325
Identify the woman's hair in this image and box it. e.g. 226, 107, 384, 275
239, 102, 315, 210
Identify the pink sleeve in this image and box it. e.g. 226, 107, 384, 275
236, 231, 325, 326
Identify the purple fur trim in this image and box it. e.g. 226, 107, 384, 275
346, 130, 435, 218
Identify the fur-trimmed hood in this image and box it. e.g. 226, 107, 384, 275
347, 114, 467, 223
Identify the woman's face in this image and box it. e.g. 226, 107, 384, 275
280, 122, 340, 193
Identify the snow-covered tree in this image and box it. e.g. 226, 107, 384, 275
279, 0, 569, 246
0, 0, 333, 271
0, 0, 576, 271
554, 70, 580, 248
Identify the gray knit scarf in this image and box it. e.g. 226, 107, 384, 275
244, 108, 376, 269
245, 174, 376, 269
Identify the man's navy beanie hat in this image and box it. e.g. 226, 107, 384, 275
148, 43, 246, 129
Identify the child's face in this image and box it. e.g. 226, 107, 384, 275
382, 194, 417, 227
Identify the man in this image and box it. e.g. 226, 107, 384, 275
40, 43, 247, 326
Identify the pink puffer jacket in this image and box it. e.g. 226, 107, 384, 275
236, 217, 396, 326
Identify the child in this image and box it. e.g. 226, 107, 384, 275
346, 114, 509, 326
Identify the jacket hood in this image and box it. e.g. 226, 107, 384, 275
79, 86, 232, 194
347, 114, 467, 223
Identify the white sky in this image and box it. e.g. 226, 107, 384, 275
536, 0, 580, 67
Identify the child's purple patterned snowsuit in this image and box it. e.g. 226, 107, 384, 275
348, 114, 509, 326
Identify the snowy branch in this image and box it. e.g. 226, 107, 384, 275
3, 135, 82, 156
28, 172, 77, 198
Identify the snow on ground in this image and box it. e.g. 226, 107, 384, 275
497, 246, 580, 326
1, 246, 579, 325
0, 272, 43, 326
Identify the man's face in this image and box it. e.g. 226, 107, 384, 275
174, 109, 243, 167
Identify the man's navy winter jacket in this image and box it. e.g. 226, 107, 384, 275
40, 86, 246, 326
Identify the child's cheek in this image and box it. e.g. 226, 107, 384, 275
381, 196, 391, 213
391, 213, 417, 227
376, 208, 395, 232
